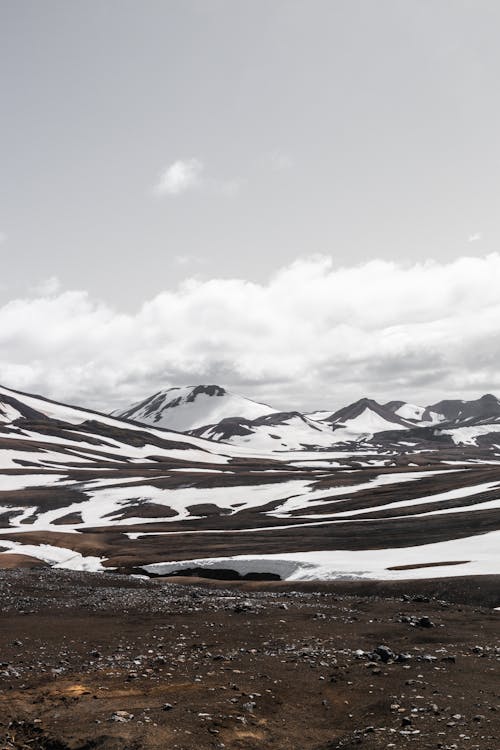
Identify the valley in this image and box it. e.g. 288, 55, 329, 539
0, 384, 499, 586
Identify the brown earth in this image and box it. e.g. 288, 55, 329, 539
0, 570, 498, 750
0, 553, 48, 569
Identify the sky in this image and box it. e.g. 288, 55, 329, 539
1, 0, 500, 411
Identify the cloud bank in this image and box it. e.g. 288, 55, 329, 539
1, 254, 500, 411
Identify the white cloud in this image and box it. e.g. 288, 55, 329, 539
154, 159, 240, 197
0, 232, 7, 245
155, 158, 204, 195
468, 232, 482, 243
1, 254, 500, 411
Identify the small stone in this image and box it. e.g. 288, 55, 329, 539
417, 616, 435, 628
374, 645, 395, 663
112, 710, 133, 723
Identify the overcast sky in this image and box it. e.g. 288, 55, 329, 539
1, 0, 500, 411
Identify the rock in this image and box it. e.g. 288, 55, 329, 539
111, 710, 134, 722
396, 652, 412, 663
417, 616, 435, 628
374, 645, 395, 663
162, 703, 174, 711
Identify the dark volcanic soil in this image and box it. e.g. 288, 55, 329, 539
0, 571, 498, 750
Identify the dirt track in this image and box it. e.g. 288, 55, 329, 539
0, 570, 498, 749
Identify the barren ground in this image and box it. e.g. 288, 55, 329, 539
0, 570, 498, 750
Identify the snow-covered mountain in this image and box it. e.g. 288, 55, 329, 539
0, 384, 245, 468
192, 411, 338, 451
320, 397, 413, 439
424, 393, 500, 424
192, 398, 424, 450
112, 384, 275, 432
113, 387, 500, 449
1, 383, 500, 579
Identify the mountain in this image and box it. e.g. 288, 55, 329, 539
113, 386, 500, 449
320, 397, 414, 439
305, 400, 429, 426
424, 393, 500, 424
0, 384, 245, 469
112, 384, 275, 432
192, 411, 338, 451
192, 399, 421, 451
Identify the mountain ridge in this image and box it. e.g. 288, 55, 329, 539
1, 382, 500, 581
112, 384, 500, 451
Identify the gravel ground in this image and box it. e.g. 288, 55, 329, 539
0, 570, 498, 749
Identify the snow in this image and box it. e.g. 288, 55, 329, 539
0, 402, 24, 423
0, 478, 315, 531
394, 404, 444, 425
395, 403, 426, 421
305, 410, 335, 421
315, 480, 500, 520
333, 407, 408, 440
143, 529, 500, 581
0, 539, 107, 571
0, 473, 67, 490
438, 424, 500, 445
0, 429, 232, 468
0, 465, 464, 532
0, 385, 104, 425
209, 414, 339, 452
290, 461, 342, 469
270, 469, 454, 519
0, 385, 245, 463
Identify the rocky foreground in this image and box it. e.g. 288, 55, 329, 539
0, 570, 498, 750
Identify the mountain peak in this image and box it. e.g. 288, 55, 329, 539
479, 393, 499, 403
112, 384, 275, 432
186, 384, 227, 400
